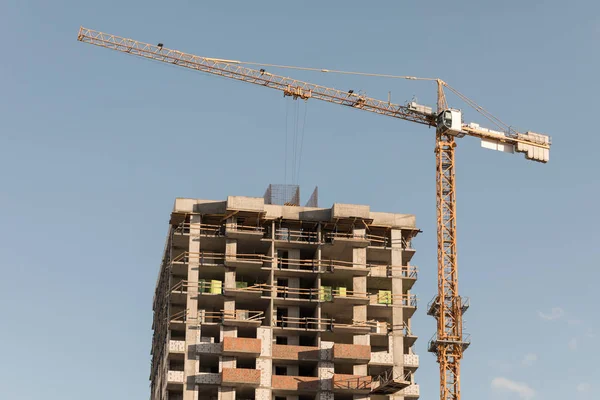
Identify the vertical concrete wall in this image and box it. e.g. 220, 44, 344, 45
391, 229, 406, 394
319, 340, 334, 392
183, 215, 201, 400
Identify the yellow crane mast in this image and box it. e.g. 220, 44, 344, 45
77, 27, 550, 400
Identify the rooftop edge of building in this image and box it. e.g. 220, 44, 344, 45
172, 196, 416, 229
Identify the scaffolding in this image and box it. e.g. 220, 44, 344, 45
263, 184, 318, 207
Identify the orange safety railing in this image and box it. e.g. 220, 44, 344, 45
368, 293, 417, 307
274, 228, 319, 243
333, 319, 382, 330
366, 233, 390, 247
366, 263, 418, 278
170, 280, 223, 294
331, 289, 369, 300
333, 374, 372, 390
228, 225, 264, 233
275, 316, 331, 331
171, 309, 265, 324
170, 309, 188, 323
324, 232, 368, 241
227, 283, 270, 295
275, 257, 323, 272
174, 222, 224, 236
274, 285, 320, 301
222, 310, 265, 322
319, 259, 369, 270
171, 251, 226, 265
226, 253, 272, 263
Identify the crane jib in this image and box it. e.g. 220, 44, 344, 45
78, 27, 435, 127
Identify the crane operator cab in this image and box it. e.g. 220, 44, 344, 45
437, 109, 465, 137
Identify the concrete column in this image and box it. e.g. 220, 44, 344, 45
391, 234, 405, 381
318, 392, 334, 400
183, 215, 201, 400
218, 386, 235, 400
256, 327, 272, 400
319, 341, 334, 392
267, 222, 275, 327
316, 222, 322, 323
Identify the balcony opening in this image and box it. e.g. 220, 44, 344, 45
299, 277, 317, 290
369, 365, 393, 378
236, 242, 271, 258
236, 387, 256, 400
198, 354, 219, 374
236, 357, 256, 370
298, 335, 317, 347
275, 220, 319, 243
276, 307, 288, 327
276, 278, 289, 298
276, 336, 288, 345
334, 363, 354, 374
277, 250, 289, 268
170, 330, 185, 340
237, 326, 257, 339
367, 276, 393, 292
298, 364, 317, 377
166, 390, 183, 400
321, 331, 351, 343
275, 366, 287, 376
169, 360, 184, 371
367, 228, 391, 248
370, 335, 390, 353
200, 324, 220, 343
299, 306, 316, 319
333, 395, 354, 400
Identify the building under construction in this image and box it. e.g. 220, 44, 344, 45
151, 186, 421, 400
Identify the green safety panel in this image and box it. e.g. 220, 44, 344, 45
320, 286, 332, 301
210, 280, 222, 294
378, 290, 392, 304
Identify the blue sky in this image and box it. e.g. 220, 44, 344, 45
1, 1, 598, 399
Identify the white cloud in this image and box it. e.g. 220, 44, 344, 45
491, 377, 535, 400
568, 338, 578, 351
585, 329, 596, 338
577, 383, 591, 393
521, 353, 538, 367
538, 307, 564, 321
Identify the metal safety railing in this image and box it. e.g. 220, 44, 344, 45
225, 253, 272, 263
368, 293, 418, 307
274, 228, 319, 243
171, 251, 226, 266
274, 257, 325, 273
174, 222, 224, 237
274, 285, 320, 301
228, 224, 264, 233
274, 316, 328, 331
170, 280, 223, 295
333, 374, 372, 390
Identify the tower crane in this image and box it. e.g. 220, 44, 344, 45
77, 27, 550, 400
